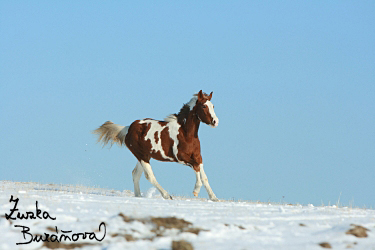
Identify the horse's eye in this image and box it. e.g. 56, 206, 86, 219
203, 105, 207, 108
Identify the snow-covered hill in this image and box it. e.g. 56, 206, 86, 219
1, 181, 374, 249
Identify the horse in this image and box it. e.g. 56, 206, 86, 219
93, 90, 219, 201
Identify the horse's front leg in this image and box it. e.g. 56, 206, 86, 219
195, 163, 218, 202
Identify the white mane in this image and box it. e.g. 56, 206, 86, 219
164, 115, 177, 122
186, 95, 198, 109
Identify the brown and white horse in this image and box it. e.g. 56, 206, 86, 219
93, 90, 219, 201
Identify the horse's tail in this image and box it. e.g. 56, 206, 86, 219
93, 121, 129, 147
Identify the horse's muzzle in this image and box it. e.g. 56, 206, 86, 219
211, 118, 219, 128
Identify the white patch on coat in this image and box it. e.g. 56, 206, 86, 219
139, 120, 174, 161
139, 119, 181, 162
166, 118, 181, 163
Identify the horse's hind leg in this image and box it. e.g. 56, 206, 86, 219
140, 160, 172, 200
132, 161, 143, 197
193, 171, 202, 197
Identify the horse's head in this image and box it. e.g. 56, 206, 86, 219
195, 90, 219, 128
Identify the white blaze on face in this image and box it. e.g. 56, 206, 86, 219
205, 100, 219, 127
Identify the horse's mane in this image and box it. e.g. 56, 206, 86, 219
164, 92, 209, 124
174, 103, 191, 124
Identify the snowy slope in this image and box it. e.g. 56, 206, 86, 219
1, 181, 374, 250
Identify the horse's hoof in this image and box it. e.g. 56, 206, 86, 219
193, 192, 198, 197
210, 197, 219, 202
163, 194, 173, 200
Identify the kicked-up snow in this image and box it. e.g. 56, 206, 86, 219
0, 181, 374, 249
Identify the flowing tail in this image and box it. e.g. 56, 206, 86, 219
93, 121, 129, 147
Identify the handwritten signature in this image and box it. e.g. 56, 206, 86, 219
4, 195, 106, 245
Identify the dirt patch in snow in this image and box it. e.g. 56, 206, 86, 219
319, 242, 332, 248
151, 216, 192, 230
172, 240, 194, 250
114, 213, 207, 246
346, 224, 370, 238
43, 241, 97, 249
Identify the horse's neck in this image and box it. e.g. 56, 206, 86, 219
182, 110, 200, 138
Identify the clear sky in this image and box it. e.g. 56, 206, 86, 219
1, 1, 374, 207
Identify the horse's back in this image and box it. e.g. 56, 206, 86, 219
125, 119, 178, 163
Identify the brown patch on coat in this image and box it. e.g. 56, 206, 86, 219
174, 108, 203, 170
154, 131, 159, 144
151, 150, 169, 162
346, 224, 370, 238
125, 120, 153, 163
160, 127, 177, 161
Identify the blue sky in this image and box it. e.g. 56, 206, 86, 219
1, 1, 374, 207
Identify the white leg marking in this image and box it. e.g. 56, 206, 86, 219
140, 160, 172, 200
199, 164, 218, 201
132, 162, 143, 197
193, 171, 202, 197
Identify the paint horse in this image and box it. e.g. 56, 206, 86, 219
93, 90, 219, 201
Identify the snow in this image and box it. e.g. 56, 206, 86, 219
1, 181, 374, 249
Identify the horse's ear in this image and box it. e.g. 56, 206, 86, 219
208, 91, 213, 100
198, 90, 204, 100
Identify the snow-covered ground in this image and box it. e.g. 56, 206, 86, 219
0, 181, 374, 250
